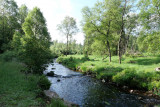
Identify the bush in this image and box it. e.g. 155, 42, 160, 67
81, 56, 90, 62
37, 75, 51, 90
112, 68, 138, 87
0, 51, 16, 61
47, 99, 67, 107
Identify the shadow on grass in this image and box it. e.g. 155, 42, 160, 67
131, 57, 160, 65
94, 66, 124, 80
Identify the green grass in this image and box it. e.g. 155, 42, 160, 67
0, 59, 70, 107
57, 55, 160, 91
0, 60, 45, 107
47, 99, 67, 107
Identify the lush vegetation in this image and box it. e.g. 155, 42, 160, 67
57, 55, 160, 91
81, 0, 160, 64
0, 60, 48, 106
0, 0, 66, 106
57, 16, 79, 56
0, 0, 160, 106
47, 99, 67, 107
50, 40, 83, 57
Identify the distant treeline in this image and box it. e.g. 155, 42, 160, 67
50, 40, 83, 56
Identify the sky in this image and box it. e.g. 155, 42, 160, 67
14, 0, 98, 44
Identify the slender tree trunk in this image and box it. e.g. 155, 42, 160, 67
125, 34, 130, 53
106, 20, 111, 62
66, 35, 68, 56
118, 37, 122, 64
107, 40, 111, 62
118, 0, 127, 64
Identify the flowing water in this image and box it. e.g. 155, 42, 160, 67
44, 59, 160, 107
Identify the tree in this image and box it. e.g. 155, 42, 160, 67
21, 7, 51, 74
50, 40, 83, 56
0, 0, 19, 53
57, 16, 78, 56
81, 0, 117, 62
18, 4, 28, 34
137, 0, 160, 54
109, 0, 136, 64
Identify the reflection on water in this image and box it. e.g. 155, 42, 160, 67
44, 59, 160, 107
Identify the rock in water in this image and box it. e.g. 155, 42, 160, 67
102, 79, 105, 83
51, 68, 56, 70
46, 71, 54, 77
44, 90, 59, 98
155, 67, 160, 71
57, 79, 60, 82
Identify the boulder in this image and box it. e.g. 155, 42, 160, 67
44, 90, 59, 99
102, 79, 105, 83
44, 90, 79, 107
46, 71, 55, 77
57, 79, 60, 82
51, 68, 56, 70
155, 67, 160, 71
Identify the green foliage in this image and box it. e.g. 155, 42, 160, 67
81, 0, 137, 63
112, 69, 138, 86
37, 75, 51, 90
81, 56, 90, 62
57, 16, 79, 55
137, 0, 160, 54
0, 51, 16, 61
0, 60, 44, 106
0, 0, 20, 53
50, 40, 83, 56
47, 99, 67, 107
20, 7, 51, 74
138, 32, 160, 54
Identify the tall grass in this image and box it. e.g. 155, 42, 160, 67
0, 61, 44, 107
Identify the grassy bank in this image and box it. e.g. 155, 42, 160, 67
0, 61, 44, 107
57, 55, 160, 92
0, 60, 68, 107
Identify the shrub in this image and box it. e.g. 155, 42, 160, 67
47, 99, 67, 107
112, 68, 138, 87
81, 56, 90, 62
37, 75, 51, 90
0, 51, 16, 61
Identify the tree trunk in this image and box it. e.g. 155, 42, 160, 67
107, 40, 111, 62
125, 34, 130, 53
106, 20, 111, 62
118, 37, 122, 64
118, 0, 127, 64
66, 34, 68, 56
118, 28, 126, 64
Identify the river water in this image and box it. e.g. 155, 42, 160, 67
44, 59, 160, 107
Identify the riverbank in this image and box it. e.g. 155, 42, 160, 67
57, 55, 160, 97
0, 60, 44, 106
0, 59, 68, 107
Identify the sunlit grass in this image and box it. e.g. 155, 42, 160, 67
57, 55, 160, 90
0, 61, 43, 107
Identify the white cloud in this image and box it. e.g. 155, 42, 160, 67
15, 0, 84, 44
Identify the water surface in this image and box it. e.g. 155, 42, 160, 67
44, 59, 160, 107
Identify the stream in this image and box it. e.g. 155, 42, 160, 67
44, 59, 160, 107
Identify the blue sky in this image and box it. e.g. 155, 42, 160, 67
15, 0, 99, 44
